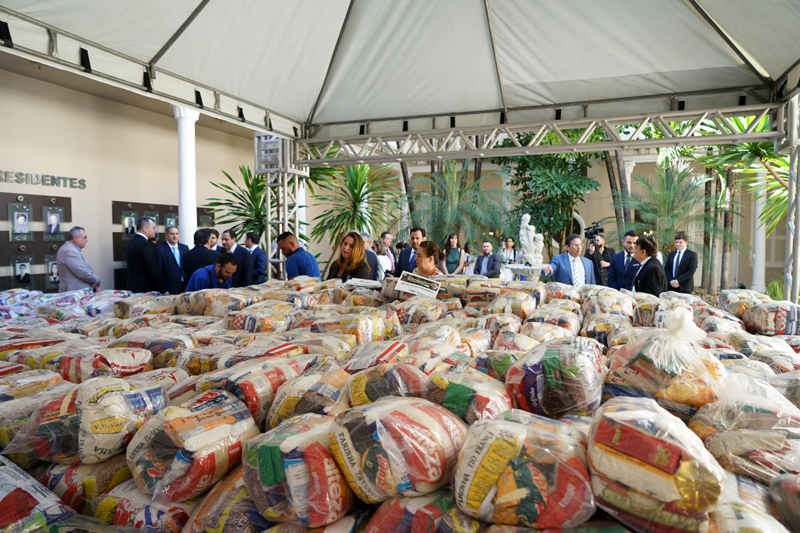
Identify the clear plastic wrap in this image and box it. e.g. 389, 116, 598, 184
123, 368, 189, 396
339, 341, 409, 374
266, 358, 350, 429
474, 313, 522, 342
492, 331, 536, 352
344, 363, 426, 406
581, 289, 636, 319
689, 374, 800, 484
696, 314, 745, 334
518, 321, 570, 343
743, 302, 800, 336
1, 340, 90, 369
544, 282, 582, 303
524, 307, 581, 336
457, 328, 492, 357
767, 369, 800, 408
345, 306, 403, 339
719, 289, 772, 319
580, 314, 633, 347
432, 275, 470, 304
607, 326, 646, 347
35, 454, 131, 514
452, 411, 594, 529
114, 295, 177, 319
0, 337, 66, 358
719, 357, 776, 379
0, 454, 75, 531
281, 332, 355, 360
390, 296, 447, 325
34, 305, 86, 321
505, 337, 606, 419
468, 350, 522, 381
92, 479, 196, 533
363, 489, 481, 533
329, 397, 467, 503
43, 347, 153, 383
82, 290, 134, 318
105, 328, 197, 367
181, 464, 272, 533
242, 413, 356, 527
400, 343, 471, 375
422, 367, 513, 424
465, 279, 506, 303
6, 378, 164, 464
175, 288, 261, 317
0, 370, 64, 402
224, 307, 295, 334
483, 291, 538, 321
748, 349, 800, 374
769, 473, 800, 532
127, 390, 259, 503
589, 397, 726, 533
304, 315, 382, 345
405, 324, 462, 352
165, 338, 304, 374
726, 330, 795, 357
37, 515, 140, 533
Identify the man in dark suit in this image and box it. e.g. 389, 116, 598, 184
15, 264, 30, 284
156, 225, 189, 294
245, 231, 267, 284
183, 229, 220, 281
125, 216, 166, 293
46, 214, 61, 234
394, 227, 426, 277
632, 235, 667, 296
474, 241, 502, 279
208, 228, 223, 252
607, 231, 640, 290
221, 228, 253, 288
665, 233, 698, 294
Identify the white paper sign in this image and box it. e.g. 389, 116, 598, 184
342, 278, 383, 290
394, 271, 442, 299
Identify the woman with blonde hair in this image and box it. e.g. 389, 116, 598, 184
326, 230, 371, 281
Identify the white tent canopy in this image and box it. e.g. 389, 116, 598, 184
1, 0, 799, 139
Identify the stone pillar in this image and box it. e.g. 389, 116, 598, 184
172, 105, 200, 247
623, 161, 636, 191
751, 170, 767, 293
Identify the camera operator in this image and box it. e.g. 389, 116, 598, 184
585, 230, 614, 287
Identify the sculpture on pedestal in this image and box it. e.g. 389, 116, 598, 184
504, 213, 545, 282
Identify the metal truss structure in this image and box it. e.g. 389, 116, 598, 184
779, 96, 800, 301
254, 134, 308, 280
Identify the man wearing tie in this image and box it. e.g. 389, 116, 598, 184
394, 227, 426, 277
607, 231, 640, 290
156, 225, 189, 294
381, 232, 395, 273
245, 232, 267, 284
541, 234, 597, 286
665, 233, 698, 294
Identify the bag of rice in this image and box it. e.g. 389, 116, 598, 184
281, 332, 355, 360
525, 307, 581, 336
127, 390, 259, 503
340, 341, 409, 374
329, 397, 467, 503
390, 296, 447, 325
344, 363, 426, 407
749, 349, 800, 373
92, 479, 196, 533
518, 322, 570, 344
506, 337, 606, 419
452, 411, 594, 528
456, 329, 492, 357
0, 370, 64, 402
305, 315, 382, 345
581, 314, 633, 347
474, 313, 522, 342
483, 291, 538, 321
492, 331, 536, 352
0, 454, 75, 531
44, 347, 153, 383
400, 343, 471, 376
363, 489, 480, 533
589, 397, 726, 533
743, 302, 800, 336
105, 328, 197, 367
242, 413, 356, 527
115, 295, 177, 319
422, 367, 513, 424
465, 280, 506, 303
719, 289, 772, 319
123, 368, 189, 396
35, 454, 131, 514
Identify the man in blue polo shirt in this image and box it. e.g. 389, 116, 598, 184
185, 252, 238, 292
277, 232, 320, 279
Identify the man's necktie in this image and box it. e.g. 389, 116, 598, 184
572, 258, 584, 287
673, 251, 682, 278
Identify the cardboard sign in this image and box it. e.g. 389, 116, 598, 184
342, 278, 383, 290
394, 271, 441, 299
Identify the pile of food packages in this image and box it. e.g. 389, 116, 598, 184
1, 280, 800, 533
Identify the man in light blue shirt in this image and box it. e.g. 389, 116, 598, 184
277, 232, 320, 279
185, 253, 238, 292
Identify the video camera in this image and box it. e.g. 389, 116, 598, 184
584, 222, 604, 241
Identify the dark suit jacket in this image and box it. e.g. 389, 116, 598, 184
394, 247, 416, 277
474, 254, 501, 278
229, 245, 254, 288
607, 251, 640, 290
125, 234, 166, 293
665, 248, 698, 293
16, 273, 30, 284
124, 226, 135, 235
249, 246, 268, 285
633, 257, 668, 297
183, 246, 220, 281
47, 224, 60, 234
156, 242, 189, 295
365, 249, 379, 281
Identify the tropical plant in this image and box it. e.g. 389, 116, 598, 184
204, 165, 267, 240
611, 162, 748, 256
766, 278, 784, 301
399, 160, 513, 253
309, 164, 403, 249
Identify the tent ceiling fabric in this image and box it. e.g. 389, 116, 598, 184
1, 0, 799, 136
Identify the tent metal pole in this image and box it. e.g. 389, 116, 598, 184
148, 0, 212, 75
482, 0, 507, 115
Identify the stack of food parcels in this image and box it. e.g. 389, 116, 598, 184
4, 277, 800, 533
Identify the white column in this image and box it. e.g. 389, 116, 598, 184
624, 161, 636, 190
751, 170, 767, 293
172, 105, 200, 247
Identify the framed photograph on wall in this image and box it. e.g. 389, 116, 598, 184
42, 205, 65, 242
44, 254, 59, 290
121, 211, 137, 241
164, 213, 178, 228
8, 203, 33, 242
11, 255, 34, 288
198, 214, 213, 228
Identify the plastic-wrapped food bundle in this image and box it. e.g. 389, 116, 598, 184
400, 343, 471, 375
605, 308, 725, 419
543, 282, 581, 303
483, 291, 538, 321
749, 349, 800, 373
329, 397, 467, 503
474, 313, 522, 342
305, 315, 382, 345
390, 296, 446, 325
775, 334, 800, 353
37, 515, 140, 533
769, 473, 800, 532
105, 328, 197, 367
719, 289, 772, 317
266, 358, 350, 429
694, 304, 743, 324
465, 279, 506, 303
124, 368, 189, 396
363, 489, 482, 533
2, 340, 90, 369
344, 363, 426, 407
525, 307, 581, 336
767, 370, 800, 408
458, 328, 492, 357
0, 370, 63, 402
0, 337, 66, 358
339, 341, 409, 374
423, 367, 512, 424
225, 307, 295, 334
0, 454, 75, 532
82, 291, 133, 318
282, 332, 355, 360
689, 374, 800, 484
718, 357, 775, 379
127, 390, 259, 503
589, 397, 726, 533
468, 350, 522, 381
696, 314, 745, 334
181, 465, 271, 533
283, 275, 320, 292
34, 305, 86, 321
35, 454, 131, 514
492, 331, 536, 352
44, 347, 153, 383
581, 289, 636, 319
343, 306, 402, 339
743, 302, 800, 336
253, 289, 317, 309
433, 275, 470, 303
115, 295, 177, 319
581, 314, 633, 347
175, 289, 259, 317
704, 347, 747, 361
506, 337, 606, 419
92, 479, 196, 533
606, 326, 646, 347
242, 413, 356, 527
166, 339, 304, 374
0, 317, 61, 332
342, 289, 385, 308
518, 321, 570, 344
632, 298, 662, 327
727, 330, 795, 357
404, 324, 461, 352
452, 411, 594, 528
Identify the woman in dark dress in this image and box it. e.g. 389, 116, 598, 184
326, 230, 371, 281
632, 235, 667, 296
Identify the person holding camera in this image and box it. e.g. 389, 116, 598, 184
585, 233, 614, 286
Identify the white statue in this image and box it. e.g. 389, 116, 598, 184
532, 233, 544, 266
519, 214, 537, 266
